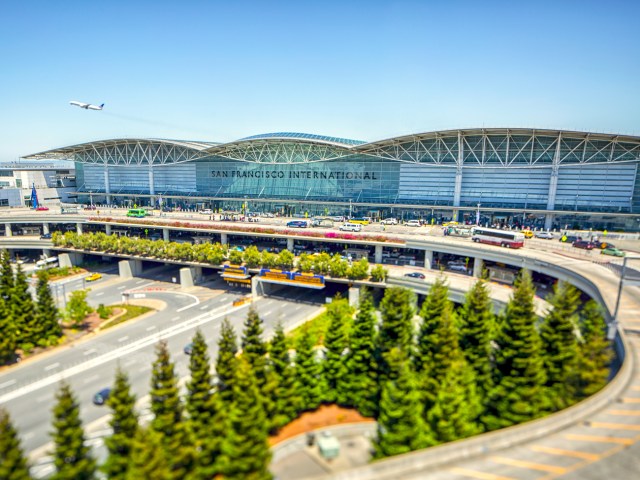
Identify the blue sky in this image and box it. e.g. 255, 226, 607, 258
1, 0, 638, 161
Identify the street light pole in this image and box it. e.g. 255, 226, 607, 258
476, 203, 481, 225
610, 256, 628, 340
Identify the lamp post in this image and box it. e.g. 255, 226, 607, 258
610, 256, 640, 340
476, 203, 481, 225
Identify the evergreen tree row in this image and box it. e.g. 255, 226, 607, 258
0, 273, 614, 477
0, 250, 62, 365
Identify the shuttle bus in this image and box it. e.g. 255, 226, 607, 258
35, 256, 59, 270
126, 208, 147, 218
471, 227, 525, 249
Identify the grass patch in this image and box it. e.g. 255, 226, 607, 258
285, 298, 353, 347
102, 304, 154, 329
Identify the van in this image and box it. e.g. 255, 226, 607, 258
406, 220, 421, 227
126, 208, 147, 218
339, 223, 362, 232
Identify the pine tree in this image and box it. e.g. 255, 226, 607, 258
241, 308, 278, 422
0, 408, 31, 480
458, 278, 496, 404
377, 287, 416, 380
540, 281, 581, 411
322, 299, 350, 404
295, 324, 322, 412
576, 300, 613, 398
125, 428, 170, 480
343, 288, 379, 417
269, 322, 301, 430
186, 329, 223, 480
219, 357, 272, 480
483, 271, 549, 431
102, 367, 138, 480
416, 300, 464, 411
11, 263, 36, 349
216, 318, 238, 404
50, 382, 96, 480
427, 359, 483, 443
149, 341, 194, 478
374, 348, 433, 458
0, 250, 13, 301
34, 271, 62, 347
0, 295, 17, 365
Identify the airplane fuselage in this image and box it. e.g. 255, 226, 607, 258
69, 101, 104, 110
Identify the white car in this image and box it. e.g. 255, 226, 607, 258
535, 231, 555, 239
381, 218, 398, 225
448, 264, 468, 273
199, 209, 213, 215
339, 223, 362, 232
406, 220, 421, 227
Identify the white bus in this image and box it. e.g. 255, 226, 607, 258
471, 228, 525, 249
35, 256, 59, 270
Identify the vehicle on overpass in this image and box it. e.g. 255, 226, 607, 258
339, 223, 362, 232
349, 217, 370, 225
286, 220, 308, 228
35, 256, 58, 270
471, 227, 525, 249
535, 231, 555, 239
126, 208, 147, 218
601, 247, 625, 257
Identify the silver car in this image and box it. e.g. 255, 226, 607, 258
534, 231, 555, 239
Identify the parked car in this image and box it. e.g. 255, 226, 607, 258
40, 233, 52, 239
448, 264, 468, 273
534, 231, 554, 239
199, 209, 213, 215
35, 206, 49, 211
86, 273, 102, 282
404, 272, 425, 279
339, 223, 362, 232
406, 220, 421, 227
184, 342, 194, 355
93, 388, 111, 406
573, 240, 595, 250
286, 220, 308, 228
601, 247, 625, 257
381, 218, 398, 225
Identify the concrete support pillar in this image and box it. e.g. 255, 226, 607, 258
544, 213, 554, 231
424, 249, 433, 269
163, 228, 170, 242
43, 249, 52, 258
148, 167, 155, 205
220, 233, 228, 245
4, 223, 12, 237
104, 164, 111, 205
105, 224, 112, 235
374, 245, 383, 264
473, 257, 484, 278
76, 223, 83, 235
42, 223, 50, 235
118, 259, 142, 279
59, 252, 83, 268
348, 286, 360, 307
287, 238, 294, 252
179, 267, 197, 288
251, 276, 263, 300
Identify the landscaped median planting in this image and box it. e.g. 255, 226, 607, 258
88, 216, 404, 244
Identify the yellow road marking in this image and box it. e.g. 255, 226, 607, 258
564, 433, 634, 445
448, 467, 515, 480
588, 422, 640, 431
490, 456, 568, 474
607, 409, 640, 416
530, 445, 600, 461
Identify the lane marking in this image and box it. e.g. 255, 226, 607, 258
489, 456, 568, 474
563, 434, 634, 445
44, 362, 60, 371
0, 379, 16, 389
448, 468, 515, 480
146, 326, 156, 331
200, 305, 209, 310
529, 445, 600, 461
621, 397, 640, 403
83, 348, 97, 356
118, 336, 129, 343
171, 316, 180, 322
96, 292, 104, 297
607, 409, 640, 416
117, 285, 126, 290
135, 280, 146, 285
264, 310, 272, 317
588, 422, 640, 431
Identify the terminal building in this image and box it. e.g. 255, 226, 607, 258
0, 162, 76, 208
23, 128, 640, 231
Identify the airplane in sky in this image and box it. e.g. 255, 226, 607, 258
69, 101, 104, 110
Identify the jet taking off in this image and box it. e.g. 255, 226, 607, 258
69, 101, 104, 110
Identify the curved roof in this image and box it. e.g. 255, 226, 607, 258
22, 128, 640, 167
239, 132, 366, 146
